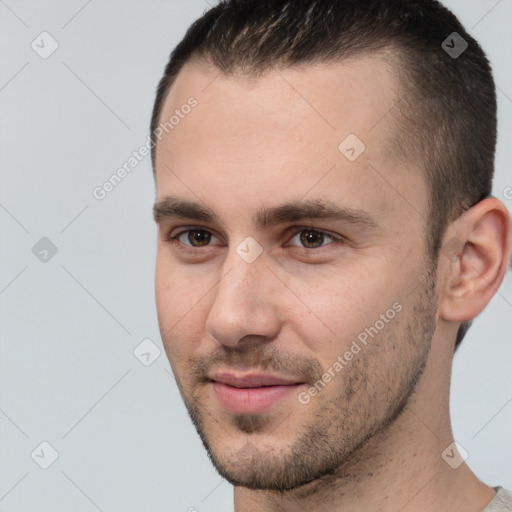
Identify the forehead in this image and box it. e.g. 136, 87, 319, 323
157, 54, 401, 164
154, 55, 428, 232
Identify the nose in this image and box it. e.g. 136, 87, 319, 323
205, 245, 282, 348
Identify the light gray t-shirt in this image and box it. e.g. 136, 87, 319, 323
483, 487, 512, 511
231, 486, 512, 511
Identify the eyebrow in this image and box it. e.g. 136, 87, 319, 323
153, 195, 379, 231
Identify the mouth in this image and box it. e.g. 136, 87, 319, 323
208, 371, 305, 414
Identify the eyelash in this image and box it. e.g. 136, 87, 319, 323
165, 227, 344, 254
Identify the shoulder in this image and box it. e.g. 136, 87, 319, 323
482, 487, 512, 512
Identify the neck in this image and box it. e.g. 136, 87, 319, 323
233, 345, 495, 512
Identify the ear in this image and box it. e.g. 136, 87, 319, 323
439, 197, 512, 324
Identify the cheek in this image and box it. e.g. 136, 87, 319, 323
155, 258, 210, 365
285, 262, 404, 357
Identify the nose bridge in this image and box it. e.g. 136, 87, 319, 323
205, 242, 280, 346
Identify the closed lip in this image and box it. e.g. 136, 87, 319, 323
209, 372, 304, 388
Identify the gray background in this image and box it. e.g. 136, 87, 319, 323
0, 1, 511, 511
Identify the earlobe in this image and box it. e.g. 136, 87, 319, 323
439, 197, 512, 323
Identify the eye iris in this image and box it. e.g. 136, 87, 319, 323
188, 230, 211, 247
300, 230, 324, 248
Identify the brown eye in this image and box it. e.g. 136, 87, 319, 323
186, 230, 211, 247
287, 228, 341, 250
299, 229, 326, 248
171, 229, 214, 247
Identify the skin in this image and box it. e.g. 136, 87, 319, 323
153, 55, 512, 511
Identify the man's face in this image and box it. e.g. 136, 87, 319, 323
154, 56, 438, 490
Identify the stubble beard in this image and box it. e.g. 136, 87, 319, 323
173, 265, 438, 493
